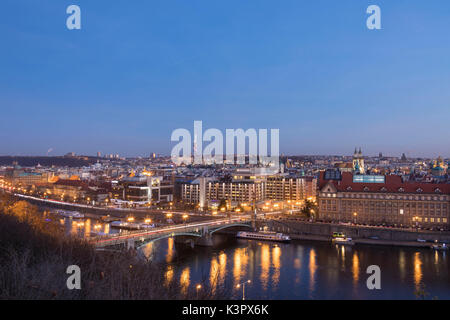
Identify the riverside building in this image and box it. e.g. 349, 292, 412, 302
318, 169, 450, 230
181, 168, 317, 209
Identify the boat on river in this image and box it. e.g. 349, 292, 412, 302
332, 232, 355, 245
236, 231, 291, 242
332, 237, 355, 246
54, 209, 84, 219
431, 242, 448, 250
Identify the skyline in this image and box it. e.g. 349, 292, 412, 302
0, 148, 448, 159
1, 1, 450, 157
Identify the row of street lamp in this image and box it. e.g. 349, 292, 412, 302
195, 280, 251, 300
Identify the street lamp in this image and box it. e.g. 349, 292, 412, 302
196, 284, 202, 299
236, 280, 251, 300
182, 214, 188, 228
353, 212, 358, 224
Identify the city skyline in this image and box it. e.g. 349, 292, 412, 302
0, 148, 449, 159
2, 1, 450, 156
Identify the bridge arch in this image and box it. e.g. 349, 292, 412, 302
136, 232, 202, 249
208, 223, 254, 235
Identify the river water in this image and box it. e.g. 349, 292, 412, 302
141, 235, 449, 300
57, 215, 449, 300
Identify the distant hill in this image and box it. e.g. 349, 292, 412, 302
0, 156, 99, 167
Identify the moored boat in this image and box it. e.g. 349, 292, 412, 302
54, 209, 84, 219
332, 232, 355, 245
332, 237, 355, 245
236, 231, 291, 242
431, 242, 448, 250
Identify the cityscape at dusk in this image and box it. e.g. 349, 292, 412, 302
1, 0, 449, 312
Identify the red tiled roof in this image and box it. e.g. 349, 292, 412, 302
319, 171, 450, 195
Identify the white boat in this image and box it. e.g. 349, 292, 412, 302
139, 223, 155, 229
332, 237, 355, 246
236, 231, 291, 242
110, 221, 142, 230
54, 210, 84, 219
110, 221, 129, 228
431, 243, 449, 250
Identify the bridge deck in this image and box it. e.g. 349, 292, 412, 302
92, 217, 253, 248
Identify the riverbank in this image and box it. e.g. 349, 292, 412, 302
261, 218, 450, 248
10, 193, 218, 225
0, 197, 226, 299
289, 234, 433, 248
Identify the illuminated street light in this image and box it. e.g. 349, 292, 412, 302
236, 280, 251, 300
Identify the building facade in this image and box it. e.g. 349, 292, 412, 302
181, 178, 265, 207
265, 176, 316, 201
112, 175, 174, 204
318, 170, 450, 229
181, 170, 317, 209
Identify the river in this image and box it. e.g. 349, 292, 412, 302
57, 215, 449, 300
141, 235, 449, 300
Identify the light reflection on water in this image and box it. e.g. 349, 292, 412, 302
56, 214, 120, 238
414, 252, 423, 291
309, 248, 317, 298
352, 252, 360, 285
53, 214, 449, 300
140, 235, 450, 300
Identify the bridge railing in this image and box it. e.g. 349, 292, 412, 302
90, 217, 252, 244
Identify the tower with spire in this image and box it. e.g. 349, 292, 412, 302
352, 147, 365, 174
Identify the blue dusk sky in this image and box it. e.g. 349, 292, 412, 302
1, 0, 450, 158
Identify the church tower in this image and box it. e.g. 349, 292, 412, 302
352, 147, 365, 174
